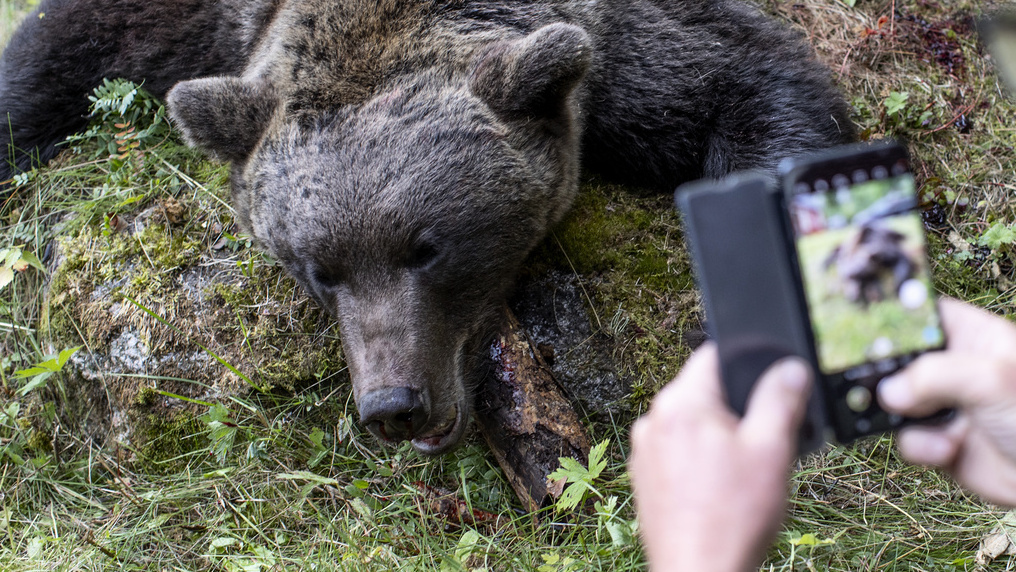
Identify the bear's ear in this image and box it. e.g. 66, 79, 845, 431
470, 23, 592, 120
166, 77, 279, 162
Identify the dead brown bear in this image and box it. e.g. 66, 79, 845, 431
0, 0, 853, 453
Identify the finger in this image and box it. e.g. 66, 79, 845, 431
739, 357, 813, 450
878, 352, 1014, 416
628, 417, 651, 485
938, 297, 1016, 353
895, 424, 963, 467
649, 343, 725, 419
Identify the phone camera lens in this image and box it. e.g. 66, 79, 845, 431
846, 386, 873, 412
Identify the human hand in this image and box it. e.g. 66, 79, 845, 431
630, 344, 812, 572
878, 297, 1016, 507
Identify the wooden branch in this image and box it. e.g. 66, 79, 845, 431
476, 306, 591, 513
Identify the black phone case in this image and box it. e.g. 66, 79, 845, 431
676, 173, 830, 454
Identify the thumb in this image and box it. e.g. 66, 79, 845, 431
739, 358, 813, 450
878, 352, 1015, 417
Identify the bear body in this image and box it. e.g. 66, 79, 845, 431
1, 0, 853, 453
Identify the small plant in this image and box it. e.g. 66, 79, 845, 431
0, 245, 44, 291
203, 403, 241, 465
13, 345, 80, 396
67, 78, 169, 161
884, 91, 910, 117
882, 91, 935, 131
978, 222, 1016, 251
594, 495, 637, 548
548, 439, 609, 512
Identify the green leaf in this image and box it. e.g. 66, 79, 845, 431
14, 365, 51, 378
556, 480, 592, 512
548, 439, 612, 513
27, 537, 45, 559
790, 532, 836, 546
587, 439, 609, 480
606, 520, 634, 548
552, 456, 587, 478
203, 404, 239, 465
17, 371, 53, 396
0, 267, 13, 290
210, 536, 239, 550
3, 247, 21, 268
0, 402, 20, 425
308, 427, 325, 447
18, 250, 45, 272
56, 346, 82, 368
455, 529, 481, 562
979, 222, 1016, 249
884, 91, 909, 116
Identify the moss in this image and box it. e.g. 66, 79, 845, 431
135, 385, 157, 406
522, 181, 700, 413
531, 182, 694, 292
266, 340, 345, 388
25, 428, 51, 454
134, 411, 205, 474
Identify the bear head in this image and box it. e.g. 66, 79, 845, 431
167, 23, 592, 454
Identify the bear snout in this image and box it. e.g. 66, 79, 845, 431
358, 386, 430, 442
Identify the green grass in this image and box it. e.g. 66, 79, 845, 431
3, 0, 1016, 570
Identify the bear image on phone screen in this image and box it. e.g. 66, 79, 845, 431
789, 174, 944, 374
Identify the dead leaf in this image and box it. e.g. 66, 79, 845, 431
412, 481, 506, 530
976, 509, 1016, 565
546, 475, 566, 500
160, 198, 188, 225
947, 230, 972, 252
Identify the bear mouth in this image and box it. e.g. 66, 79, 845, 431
410, 402, 467, 455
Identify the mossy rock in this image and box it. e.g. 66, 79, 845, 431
39, 182, 348, 462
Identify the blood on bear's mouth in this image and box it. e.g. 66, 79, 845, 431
411, 405, 465, 455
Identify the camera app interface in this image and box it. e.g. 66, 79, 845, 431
789, 171, 944, 375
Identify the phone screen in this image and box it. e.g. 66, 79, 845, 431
788, 169, 944, 376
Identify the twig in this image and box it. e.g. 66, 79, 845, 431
95, 454, 143, 508
83, 530, 121, 562
922, 102, 976, 135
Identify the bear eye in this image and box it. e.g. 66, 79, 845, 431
312, 267, 344, 289
405, 242, 439, 270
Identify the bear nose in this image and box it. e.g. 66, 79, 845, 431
358, 387, 429, 443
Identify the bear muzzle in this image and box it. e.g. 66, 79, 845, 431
358, 386, 466, 454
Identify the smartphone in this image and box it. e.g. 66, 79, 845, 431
677, 141, 948, 452
780, 141, 947, 442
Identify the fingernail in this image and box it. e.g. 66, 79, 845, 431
878, 375, 911, 410
769, 358, 811, 393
